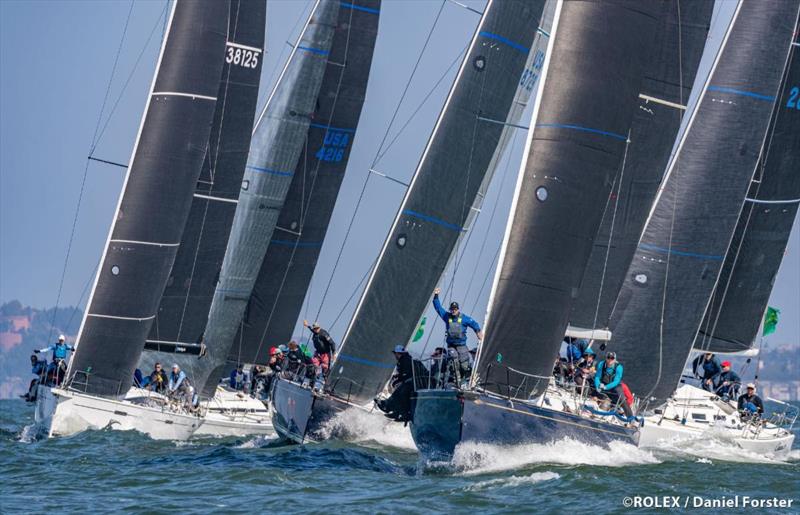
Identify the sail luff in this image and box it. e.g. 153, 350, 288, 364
68, 0, 229, 397
607, 0, 800, 404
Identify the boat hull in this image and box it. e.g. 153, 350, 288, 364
194, 387, 274, 437
270, 377, 351, 443
34, 386, 202, 440
411, 389, 640, 459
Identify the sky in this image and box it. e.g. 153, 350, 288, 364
1, 0, 797, 351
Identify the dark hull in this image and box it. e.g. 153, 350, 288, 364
270, 376, 349, 444
411, 389, 639, 459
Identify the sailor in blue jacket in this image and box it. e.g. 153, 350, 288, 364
594, 352, 633, 419
35, 335, 75, 384
432, 288, 483, 381
692, 352, 722, 391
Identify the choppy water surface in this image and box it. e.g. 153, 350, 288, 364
2, 400, 798, 513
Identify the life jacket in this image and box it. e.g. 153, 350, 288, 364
53, 343, 69, 360
600, 362, 619, 386
446, 316, 465, 341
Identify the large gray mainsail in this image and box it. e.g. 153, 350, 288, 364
475, 0, 663, 398
327, 0, 548, 406
569, 0, 714, 334
197, 0, 339, 395
144, 0, 265, 359
67, 0, 229, 398
698, 24, 800, 354
228, 0, 381, 367
608, 0, 800, 404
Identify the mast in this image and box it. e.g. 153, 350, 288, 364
607, 0, 800, 405
143, 0, 266, 364
226, 0, 381, 367
475, 0, 665, 398
326, 0, 548, 405
68, 0, 229, 398
568, 0, 714, 335
194, 0, 340, 396
697, 19, 800, 353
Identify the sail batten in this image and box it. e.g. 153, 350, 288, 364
68, 0, 229, 397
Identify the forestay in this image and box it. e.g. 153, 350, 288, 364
569, 0, 714, 333
197, 0, 339, 396
698, 19, 800, 353
143, 0, 265, 365
228, 0, 381, 367
608, 0, 800, 404
68, 0, 229, 398
328, 0, 548, 406
476, 0, 663, 399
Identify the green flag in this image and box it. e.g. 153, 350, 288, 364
412, 317, 426, 342
763, 306, 780, 336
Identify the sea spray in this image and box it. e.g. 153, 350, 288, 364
318, 406, 416, 450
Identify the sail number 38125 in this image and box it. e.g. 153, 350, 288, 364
226, 47, 260, 69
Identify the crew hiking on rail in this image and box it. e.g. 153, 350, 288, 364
432, 288, 482, 381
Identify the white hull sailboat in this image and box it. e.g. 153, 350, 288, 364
35, 385, 203, 441
194, 387, 274, 437
638, 384, 796, 457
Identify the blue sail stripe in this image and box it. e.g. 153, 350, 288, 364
269, 239, 323, 248
337, 353, 397, 369
639, 242, 723, 261
247, 166, 293, 176
297, 46, 329, 56
310, 122, 355, 133
535, 123, 627, 141
340, 2, 380, 14
478, 31, 529, 53
402, 210, 463, 232
707, 86, 775, 102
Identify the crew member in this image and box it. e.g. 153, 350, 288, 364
594, 352, 633, 419
714, 361, 741, 399
692, 352, 721, 392
283, 341, 312, 380
230, 364, 246, 391
24, 354, 48, 401
432, 288, 482, 378
376, 345, 415, 421
35, 334, 75, 385
148, 363, 168, 393
737, 383, 764, 421
168, 364, 195, 409
303, 320, 336, 381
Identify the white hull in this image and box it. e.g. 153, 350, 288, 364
34, 385, 203, 440
193, 387, 274, 437
640, 384, 795, 457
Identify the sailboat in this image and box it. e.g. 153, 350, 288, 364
270, 0, 557, 444
624, 1, 800, 455
35, 0, 230, 440
134, 0, 269, 438
411, 0, 668, 459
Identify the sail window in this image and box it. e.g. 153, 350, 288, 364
473, 56, 486, 71
290, 221, 299, 230
396, 234, 407, 249
241, 179, 250, 191
634, 273, 647, 284
111, 265, 120, 276
535, 186, 548, 201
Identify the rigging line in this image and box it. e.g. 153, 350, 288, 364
175, 1, 241, 340
330, 259, 376, 331
47, 1, 137, 346
699, 10, 800, 351
591, 131, 630, 332
91, 2, 170, 154
252, 4, 358, 362
374, 45, 468, 166
314, 0, 449, 319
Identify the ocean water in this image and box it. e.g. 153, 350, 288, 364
2, 399, 798, 514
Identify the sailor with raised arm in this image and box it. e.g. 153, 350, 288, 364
35, 334, 75, 385
432, 288, 483, 379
